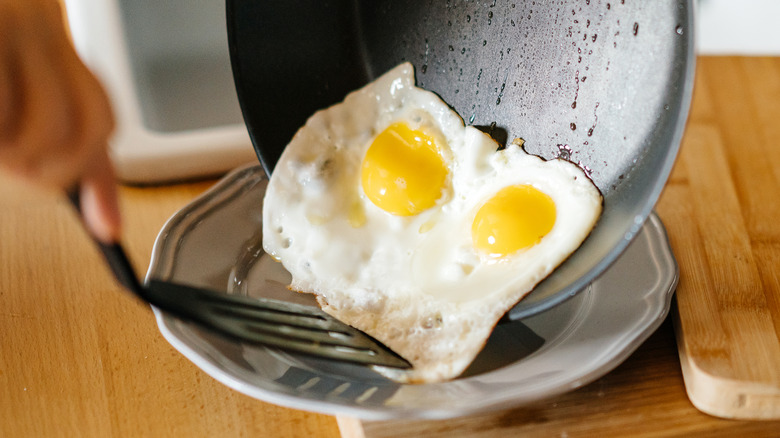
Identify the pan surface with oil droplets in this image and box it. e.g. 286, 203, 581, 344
227, 0, 694, 319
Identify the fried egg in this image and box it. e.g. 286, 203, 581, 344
262, 63, 602, 383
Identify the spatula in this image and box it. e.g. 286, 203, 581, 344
67, 189, 410, 369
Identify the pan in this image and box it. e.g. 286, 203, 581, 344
226, 0, 694, 320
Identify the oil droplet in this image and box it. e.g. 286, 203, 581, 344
570, 123, 577, 130
675, 25, 683, 35
572, 70, 581, 110
592, 34, 598, 42
587, 102, 600, 137
449, 45, 454, 51
496, 80, 506, 105
572, 101, 577, 109
633, 22, 639, 36
421, 64, 428, 73
467, 14, 471, 23
555, 144, 573, 160
422, 313, 444, 329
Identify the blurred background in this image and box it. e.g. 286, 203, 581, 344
698, 0, 780, 55
63, 0, 780, 184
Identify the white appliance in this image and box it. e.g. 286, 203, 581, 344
64, 0, 256, 183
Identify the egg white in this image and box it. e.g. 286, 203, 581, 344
262, 63, 602, 383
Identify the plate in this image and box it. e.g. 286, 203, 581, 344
147, 164, 678, 420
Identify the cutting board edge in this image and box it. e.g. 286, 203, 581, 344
336, 416, 366, 438
672, 304, 780, 420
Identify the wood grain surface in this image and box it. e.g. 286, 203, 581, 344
0, 57, 778, 437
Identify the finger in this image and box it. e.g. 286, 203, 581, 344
1, 1, 112, 189
1, 3, 76, 186
79, 147, 121, 243
0, 10, 17, 139
0, 0, 116, 198
45, 0, 115, 163
59, 45, 115, 160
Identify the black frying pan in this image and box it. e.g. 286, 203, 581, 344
226, 0, 694, 319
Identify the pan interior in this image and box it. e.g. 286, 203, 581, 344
227, 0, 694, 319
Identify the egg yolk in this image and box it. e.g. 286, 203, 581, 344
361, 122, 448, 216
472, 185, 556, 256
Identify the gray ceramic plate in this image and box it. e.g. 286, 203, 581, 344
147, 164, 677, 420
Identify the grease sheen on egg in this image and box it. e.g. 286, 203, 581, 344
262, 63, 602, 383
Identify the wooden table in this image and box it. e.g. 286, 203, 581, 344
1, 57, 778, 437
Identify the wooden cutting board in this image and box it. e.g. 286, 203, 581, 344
660, 57, 780, 420
336, 56, 780, 436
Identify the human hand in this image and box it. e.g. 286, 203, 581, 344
0, 0, 120, 243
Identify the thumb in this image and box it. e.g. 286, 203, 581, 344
79, 147, 121, 243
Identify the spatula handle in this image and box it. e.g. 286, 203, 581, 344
66, 188, 145, 297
